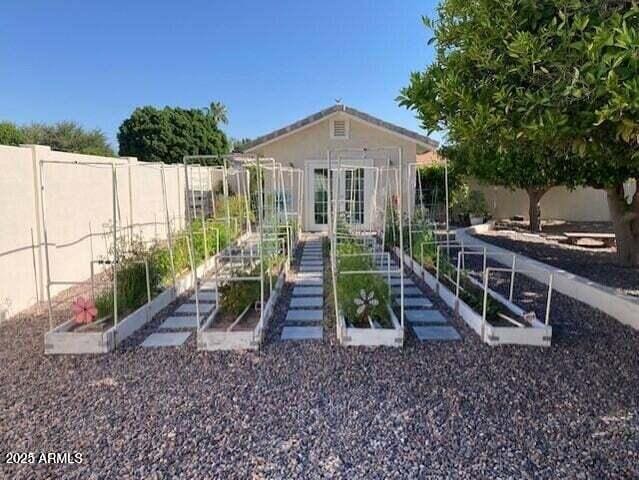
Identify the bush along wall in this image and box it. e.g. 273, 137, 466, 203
93, 218, 239, 320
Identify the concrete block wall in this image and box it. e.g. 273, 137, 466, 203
0, 145, 222, 319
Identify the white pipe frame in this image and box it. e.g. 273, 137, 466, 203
327, 146, 405, 335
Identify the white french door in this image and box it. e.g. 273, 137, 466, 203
305, 159, 373, 232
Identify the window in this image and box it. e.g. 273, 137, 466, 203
330, 118, 349, 139
313, 169, 330, 225
345, 168, 364, 224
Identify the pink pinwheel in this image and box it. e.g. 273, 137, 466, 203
71, 297, 98, 324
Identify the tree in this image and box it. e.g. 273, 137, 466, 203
18, 121, 114, 156
205, 101, 228, 125
231, 137, 252, 153
399, 1, 639, 263
118, 105, 229, 164
0, 121, 25, 146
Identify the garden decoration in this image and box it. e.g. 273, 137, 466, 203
71, 297, 98, 324
354, 289, 379, 326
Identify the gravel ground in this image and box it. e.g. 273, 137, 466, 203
1, 242, 639, 479
473, 221, 639, 296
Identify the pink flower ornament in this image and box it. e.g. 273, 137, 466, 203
72, 297, 98, 324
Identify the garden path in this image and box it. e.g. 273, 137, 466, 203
376, 255, 461, 341
140, 282, 216, 348
281, 236, 324, 341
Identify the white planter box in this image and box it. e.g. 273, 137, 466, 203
395, 248, 552, 347
457, 224, 639, 332
44, 232, 252, 355
337, 304, 404, 348
198, 269, 286, 351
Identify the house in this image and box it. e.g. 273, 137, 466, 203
245, 104, 438, 232
416, 150, 444, 167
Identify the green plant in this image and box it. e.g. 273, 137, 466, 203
399, 0, 639, 257
336, 240, 390, 328
0, 121, 25, 146
118, 104, 229, 164
411, 228, 504, 324
218, 266, 263, 317
451, 185, 488, 218
93, 233, 162, 318
20, 121, 114, 156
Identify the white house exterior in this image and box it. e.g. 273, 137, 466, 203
245, 104, 438, 232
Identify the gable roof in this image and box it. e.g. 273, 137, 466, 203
244, 104, 439, 152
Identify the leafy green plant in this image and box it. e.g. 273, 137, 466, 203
93, 234, 161, 318
218, 265, 270, 317
451, 185, 488, 220
118, 104, 229, 164
336, 239, 390, 328
92, 216, 241, 321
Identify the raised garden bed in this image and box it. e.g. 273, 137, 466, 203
198, 266, 285, 351
395, 246, 552, 347
334, 237, 404, 348
337, 304, 403, 347
44, 232, 251, 355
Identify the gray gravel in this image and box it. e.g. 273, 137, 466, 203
474, 225, 639, 296
1, 243, 639, 479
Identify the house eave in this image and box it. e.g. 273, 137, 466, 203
244, 105, 439, 153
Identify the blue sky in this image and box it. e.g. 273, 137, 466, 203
0, 1, 440, 149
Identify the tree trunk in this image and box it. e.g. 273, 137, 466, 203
526, 188, 547, 233
606, 184, 639, 267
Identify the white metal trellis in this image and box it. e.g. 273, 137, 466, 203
327, 146, 405, 346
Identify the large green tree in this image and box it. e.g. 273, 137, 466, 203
400, 0, 639, 265
442, 141, 578, 232
118, 104, 229, 164
20, 121, 114, 156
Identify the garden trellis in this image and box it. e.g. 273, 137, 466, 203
405, 160, 451, 263
40, 153, 250, 354
197, 155, 290, 351
40, 158, 196, 353
400, 233, 555, 346
327, 146, 405, 347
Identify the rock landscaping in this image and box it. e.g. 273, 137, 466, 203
2, 245, 639, 478
473, 221, 639, 297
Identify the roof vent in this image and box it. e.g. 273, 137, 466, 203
331, 119, 348, 139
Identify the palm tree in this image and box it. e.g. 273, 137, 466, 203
206, 101, 228, 125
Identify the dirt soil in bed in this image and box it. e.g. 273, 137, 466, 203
474, 220, 639, 297
208, 308, 261, 331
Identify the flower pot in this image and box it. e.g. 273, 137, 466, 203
469, 215, 484, 226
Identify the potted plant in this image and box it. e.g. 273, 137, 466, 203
452, 186, 488, 226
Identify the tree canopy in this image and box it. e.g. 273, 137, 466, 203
399, 0, 639, 263
0, 122, 25, 146
0, 120, 114, 156
118, 105, 229, 164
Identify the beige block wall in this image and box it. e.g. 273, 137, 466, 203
473, 182, 611, 222
250, 113, 418, 230
0, 145, 224, 319
0, 146, 41, 318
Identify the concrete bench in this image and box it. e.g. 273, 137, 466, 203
564, 232, 616, 247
